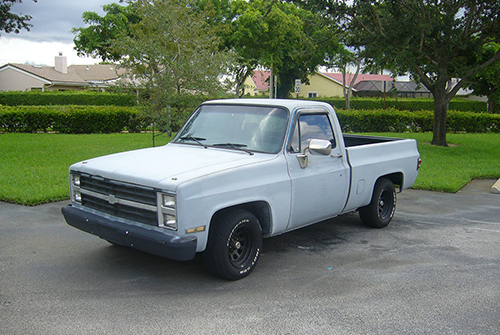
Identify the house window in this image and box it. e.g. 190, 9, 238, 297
307, 92, 318, 98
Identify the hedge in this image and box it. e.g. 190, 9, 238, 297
2, 106, 498, 134
0, 106, 146, 133
336, 109, 500, 133
0, 91, 137, 107
315, 97, 488, 113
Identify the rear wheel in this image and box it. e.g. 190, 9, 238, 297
203, 209, 262, 280
359, 178, 396, 228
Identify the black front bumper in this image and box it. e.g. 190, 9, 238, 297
62, 205, 197, 261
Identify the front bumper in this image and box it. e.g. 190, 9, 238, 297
62, 205, 197, 261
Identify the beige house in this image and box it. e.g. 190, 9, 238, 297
244, 71, 394, 98
0, 53, 125, 92
296, 72, 346, 98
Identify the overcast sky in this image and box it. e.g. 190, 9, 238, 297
0, 0, 118, 66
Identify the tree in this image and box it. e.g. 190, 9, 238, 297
468, 43, 500, 113
215, 0, 339, 98
0, 0, 37, 35
274, 5, 340, 98
300, 0, 500, 146
114, 0, 233, 136
326, 45, 362, 110
72, 2, 140, 62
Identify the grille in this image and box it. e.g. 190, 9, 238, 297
79, 174, 159, 226
80, 175, 157, 206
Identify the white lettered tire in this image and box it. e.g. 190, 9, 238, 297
203, 209, 262, 280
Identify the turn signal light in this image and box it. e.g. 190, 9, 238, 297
186, 226, 206, 234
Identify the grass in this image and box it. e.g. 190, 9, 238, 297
0, 133, 172, 205
1, 132, 499, 205
368, 132, 500, 192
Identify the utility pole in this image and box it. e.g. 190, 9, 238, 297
274, 75, 277, 99
269, 69, 274, 99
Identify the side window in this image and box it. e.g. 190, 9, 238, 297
290, 113, 336, 153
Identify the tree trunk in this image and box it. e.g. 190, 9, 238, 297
343, 59, 361, 110
487, 94, 497, 113
431, 91, 449, 147
345, 92, 351, 110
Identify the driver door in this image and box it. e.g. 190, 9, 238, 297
285, 109, 349, 230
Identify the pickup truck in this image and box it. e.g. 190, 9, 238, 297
62, 99, 421, 280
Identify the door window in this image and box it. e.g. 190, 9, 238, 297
289, 113, 336, 153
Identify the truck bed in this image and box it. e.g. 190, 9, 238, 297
343, 134, 404, 147
341, 134, 420, 214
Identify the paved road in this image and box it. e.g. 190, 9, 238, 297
1, 180, 499, 335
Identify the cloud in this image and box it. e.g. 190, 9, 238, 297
0, 38, 98, 65
9, 0, 117, 43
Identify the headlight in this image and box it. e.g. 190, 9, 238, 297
164, 214, 177, 230
71, 173, 81, 203
161, 193, 177, 230
73, 174, 81, 186
163, 194, 176, 208
74, 191, 82, 203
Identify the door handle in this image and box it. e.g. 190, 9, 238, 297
331, 154, 343, 158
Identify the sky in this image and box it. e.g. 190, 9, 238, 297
0, 0, 118, 66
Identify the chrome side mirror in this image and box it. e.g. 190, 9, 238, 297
309, 139, 332, 156
297, 139, 332, 168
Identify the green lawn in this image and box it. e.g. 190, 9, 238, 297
370, 132, 500, 192
1, 133, 172, 205
1, 132, 499, 205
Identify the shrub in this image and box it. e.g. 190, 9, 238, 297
2, 105, 498, 134
314, 97, 488, 113
0, 106, 146, 133
0, 91, 137, 107
335, 109, 499, 133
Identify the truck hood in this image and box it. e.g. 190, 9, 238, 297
70, 143, 275, 190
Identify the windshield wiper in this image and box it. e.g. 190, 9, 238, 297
212, 143, 254, 155
178, 136, 207, 148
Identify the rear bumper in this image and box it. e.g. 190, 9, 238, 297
62, 205, 197, 261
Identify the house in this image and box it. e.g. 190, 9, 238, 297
243, 70, 272, 96
244, 70, 394, 98
0, 53, 125, 92
295, 72, 346, 98
354, 79, 487, 101
244, 70, 349, 97
354, 80, 433, 98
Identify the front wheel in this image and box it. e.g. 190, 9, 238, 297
203, 209, 262, 280
359, 178, 396, 228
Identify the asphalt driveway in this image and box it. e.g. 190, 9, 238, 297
1, 180, 499, 334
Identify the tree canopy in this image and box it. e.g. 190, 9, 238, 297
468, 43, 500, 113
300, 0, 500, 146
74, 0, 340, 99
0, 0, 37, 35
224, 0, 339, 98
72, 2, 140, 62
73, 0, 233, 136
116, 0, 233, 134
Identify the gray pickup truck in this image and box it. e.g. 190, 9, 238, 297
62, 99, 421, 280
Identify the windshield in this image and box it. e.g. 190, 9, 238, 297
173, 104, 289, 154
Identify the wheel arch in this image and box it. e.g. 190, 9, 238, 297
378, 172, 404, 191
210, 201, 272, 236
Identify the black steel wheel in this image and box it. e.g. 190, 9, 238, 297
359, 178, 396, 228
203, 209, 262, 280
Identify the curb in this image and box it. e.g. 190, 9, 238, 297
492, 179, 500, 194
